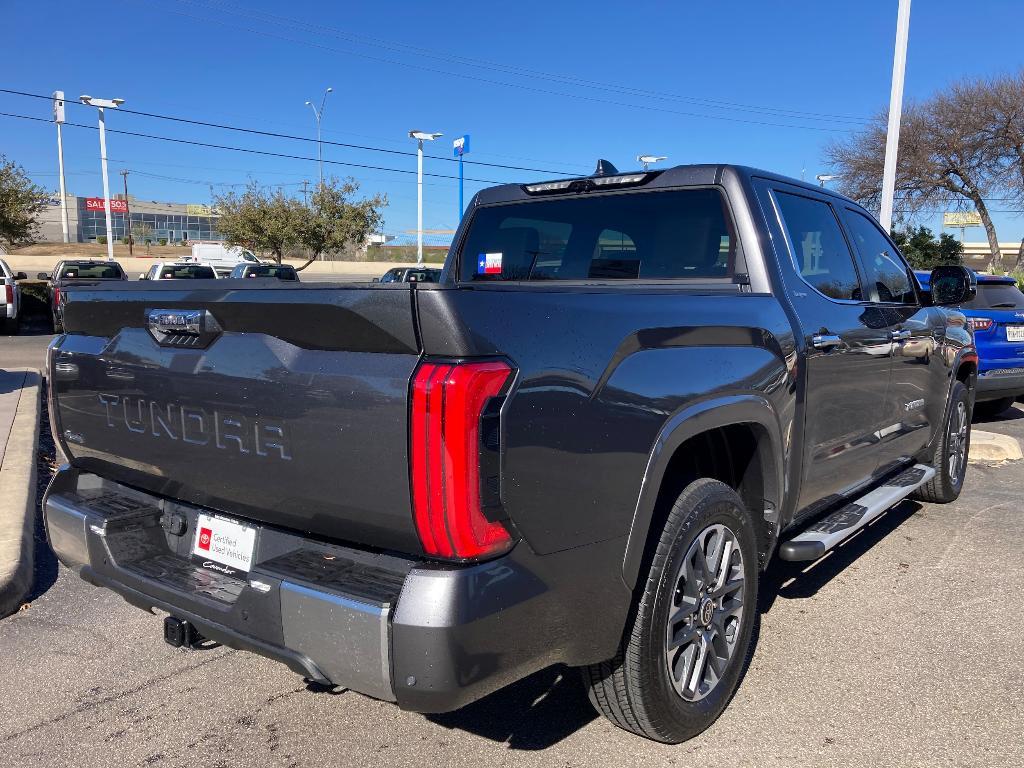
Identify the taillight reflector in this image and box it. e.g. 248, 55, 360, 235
411, 360, 513, 560
53, 286, 61, 307
3, 284, 11, 305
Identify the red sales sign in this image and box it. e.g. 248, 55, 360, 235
85, 197, 128, 213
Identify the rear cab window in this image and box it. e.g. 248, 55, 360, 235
457, 188, 737, 283
161, 265, 216, 279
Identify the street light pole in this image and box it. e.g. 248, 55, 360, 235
81, 95, 124, 261
121, 169, 132, 256
53, 91, 70, 243
408, 130, 442, 265
879, 0, 912, 233
305, 87, 333, 191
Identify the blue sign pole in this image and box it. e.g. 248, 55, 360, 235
454, 134, 470, 221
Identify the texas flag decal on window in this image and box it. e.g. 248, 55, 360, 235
477, 252, 503, 274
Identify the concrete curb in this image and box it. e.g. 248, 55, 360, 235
0, 369, 40, 618
969, 429, 1023, 464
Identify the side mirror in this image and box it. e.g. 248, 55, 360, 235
138, 273, 148, 280
371, 277, 380, 282
37, 272, 50, 280
929, 265, 976, 306
14, 272, 27, 281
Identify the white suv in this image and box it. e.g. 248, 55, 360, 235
0, 259, 26, 334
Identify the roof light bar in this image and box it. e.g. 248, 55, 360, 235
522, 173, 652, 196
590, 173, 648, 186
523, 180, 574, 194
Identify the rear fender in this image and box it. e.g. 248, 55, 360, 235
621, 394, 784, 589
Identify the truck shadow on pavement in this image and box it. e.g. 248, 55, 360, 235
426, 665, 598, 749
759, 498, 922, 613
425, 498, 924, 750
26, 386, 60, 604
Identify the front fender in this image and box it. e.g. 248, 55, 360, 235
621, 394, 785, 589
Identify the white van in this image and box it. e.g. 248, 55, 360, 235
187, 244, 262, 276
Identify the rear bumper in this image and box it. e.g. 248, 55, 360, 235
976, 368, 1024, 401
43, 465, 630, 712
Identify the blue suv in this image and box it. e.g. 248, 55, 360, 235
917, 270, 1024, 416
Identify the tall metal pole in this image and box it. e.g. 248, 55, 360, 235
417, 139, 424, 265
316, 114, 323, 191
879, 0, 912, 234
56, 122, 70, 243
458, 153, 464, 223
97, 107, 115, 261
53, 91, 70, 243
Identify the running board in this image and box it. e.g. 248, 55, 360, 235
779, 464, 935, 562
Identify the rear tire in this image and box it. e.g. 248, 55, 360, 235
973, 397, 1015, 419
912, 380, 970, 504
581, 478, 759, 743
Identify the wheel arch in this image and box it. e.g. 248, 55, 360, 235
621, 395, 785, 590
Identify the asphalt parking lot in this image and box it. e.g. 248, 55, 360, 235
0, 371, 1022, 767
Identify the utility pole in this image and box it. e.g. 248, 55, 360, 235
53, 91, 70, 243
301, 179, 310, 207
120, 169, 132, 256
304, 87, 333, 191
879, 0, 912, 234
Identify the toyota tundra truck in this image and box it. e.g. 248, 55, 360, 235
42, 164, 978, 743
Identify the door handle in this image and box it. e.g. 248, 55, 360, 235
889, 329, 912, 342
811, 333, 842, 350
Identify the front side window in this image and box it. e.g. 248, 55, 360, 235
457, 188, 736, 282
775, 191, 862, 301
842, 209, 915, 304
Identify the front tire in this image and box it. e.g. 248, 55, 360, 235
912, 380, 971, 504
582, 478, 759, 743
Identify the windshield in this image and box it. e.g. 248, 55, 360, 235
457, 188, 735, 282
965, 282, 1024, 310
61, 263, 125, 279
160, 265, 216, 279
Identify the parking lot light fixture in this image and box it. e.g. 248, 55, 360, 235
408, 130, 443, 265
816, 174, 837, 188
637, 155, 667, 171
80, 94, 124, 261
305, 87, 333, 193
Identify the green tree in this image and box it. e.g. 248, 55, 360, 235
0, 155, 47, 246
891, 226, 964, 270
213, 183, 306, 262
295, 177, 387, 266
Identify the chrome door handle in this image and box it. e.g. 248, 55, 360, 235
811, 333, 842, 350
889, 329, 912, 342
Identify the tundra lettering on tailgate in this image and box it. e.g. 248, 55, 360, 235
97, 393, 292, 460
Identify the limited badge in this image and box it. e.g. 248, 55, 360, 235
477, 252, 502, 274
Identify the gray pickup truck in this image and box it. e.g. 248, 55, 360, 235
43, 163, 977, 743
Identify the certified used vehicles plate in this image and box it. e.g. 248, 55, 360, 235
192, 513, 257, 574
1006, 325, 1024, 342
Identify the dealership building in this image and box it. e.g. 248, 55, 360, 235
38, 195, 224, 244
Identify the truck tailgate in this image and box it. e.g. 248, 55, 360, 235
50, 281, 425, 554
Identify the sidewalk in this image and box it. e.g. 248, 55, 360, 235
0, 368, 40, 617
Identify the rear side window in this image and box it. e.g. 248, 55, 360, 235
775, 192, 862, 301
966, 283, 1024, 309
842, 209, 915, 304
457, 188, 736, 282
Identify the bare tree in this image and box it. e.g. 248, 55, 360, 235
976, 72, 1024, 267
826, 81, 1004, 270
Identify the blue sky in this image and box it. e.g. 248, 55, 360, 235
3, 0, 1023, 242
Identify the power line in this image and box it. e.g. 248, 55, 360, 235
0, 111, 509, 185
140, 3, 859, 134
171, 0, 869, 126
0, 88, 574, 175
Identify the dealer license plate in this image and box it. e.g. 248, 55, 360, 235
1006, 325, 1024, 342
192, 513, 257, 574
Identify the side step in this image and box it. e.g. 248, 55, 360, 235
779, 464, 935, 562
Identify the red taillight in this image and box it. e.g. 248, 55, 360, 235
968, 317, 993, 332
53, 286, 61, 307
411, 359, 514, 560
3, 284, 11, 305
